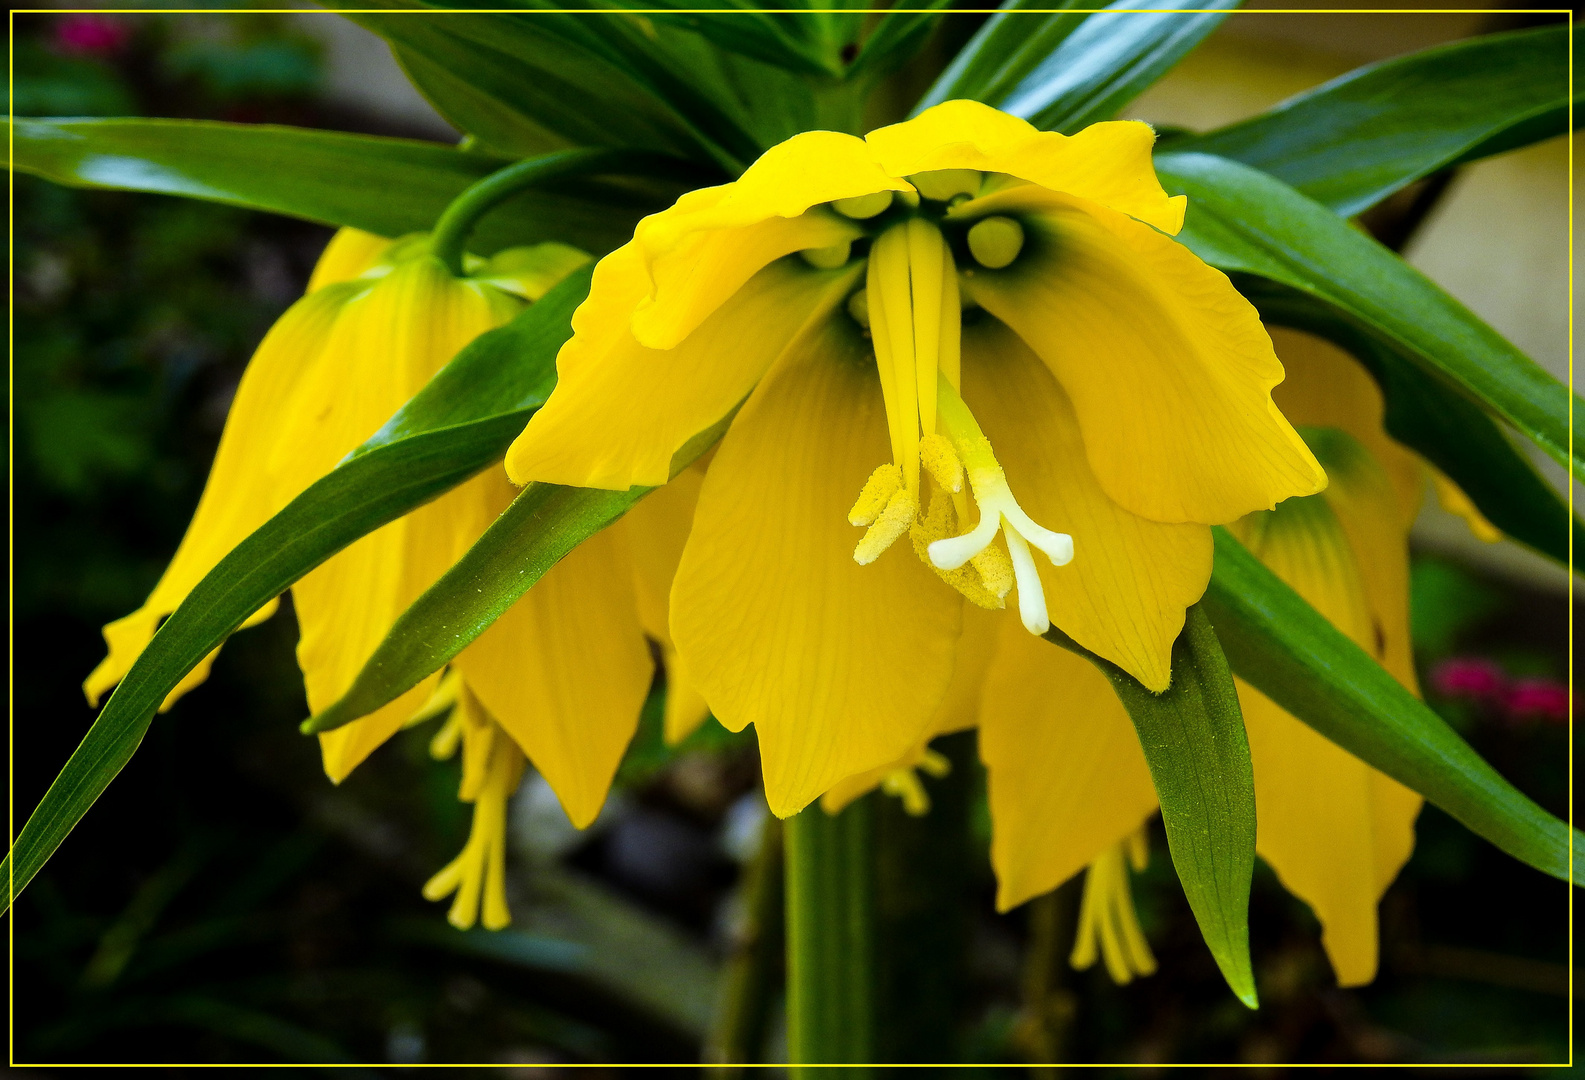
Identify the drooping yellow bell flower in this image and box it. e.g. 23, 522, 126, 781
971, 329, 1496, 987
82, 227, 681, 927
506, 100, 1326, 817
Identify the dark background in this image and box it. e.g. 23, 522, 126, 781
7, 10, 1576, 1071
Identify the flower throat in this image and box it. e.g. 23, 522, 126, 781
824, 181, 1074, 635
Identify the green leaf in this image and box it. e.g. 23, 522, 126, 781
301, 404, 731, 736
1203, 527, 1584, 882
1157, 151, 1583, 483
1175, 24, 1576, 216
633, 3, 846, 78
997, 0, 1240, 134
1044, 606, 1258, 1008
9, 117, 670, 255
1238, 276, 1581, 567
0, 266, 595, 913
332, 4, 760, 170
846, 2, 951, 81
914, 0, 1093, 114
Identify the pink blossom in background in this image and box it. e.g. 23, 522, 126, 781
1429, 657, 1507, 703
55, 14, 132, 57
1503, 678, 1571, 724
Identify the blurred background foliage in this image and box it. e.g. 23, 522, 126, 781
8, 8, 1576, 1070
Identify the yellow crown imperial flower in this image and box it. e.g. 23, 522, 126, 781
81, 227, 711, 928
506, 100, 1326, 818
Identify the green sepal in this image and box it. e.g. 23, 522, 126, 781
8, 117, 676, 255
1158, 151, 1583, 483
1237, 276, 1581, 567
1044, 606, 1259, 1009
0, 266, 596, 914
1203, 527, 1583, 883
1175, 23, 1577, 216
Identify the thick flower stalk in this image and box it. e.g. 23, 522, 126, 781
507, 100, 1326, 817
82, 228, 701, 928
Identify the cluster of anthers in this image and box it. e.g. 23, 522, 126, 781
805, 170, 1073, 635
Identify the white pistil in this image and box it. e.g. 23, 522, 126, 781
927, 384, 1072, 635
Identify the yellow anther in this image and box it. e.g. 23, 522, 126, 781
909, 169, 982, 202
833, 191, 893, 219
429, 710, 464, 760
881, 768, 931, 816
920, 433, 963, 493
802, 240, 852, 269
918, 747, 951, 779
423, 721, 526, 932
847, 288, 870, 328
854, 487, 918, 565
910, 489, 1005, 610
1070, 830, 1157, 986
849, 462, 903, 526
970, 543, 1014, 602
967, 216, 1025, 269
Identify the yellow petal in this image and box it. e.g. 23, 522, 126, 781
1232, 484, 1421, 986
300, 259, 526, 781
670, 317, 962, 818
965, 320, 1212, 691
506, 257, 860, 490
624, 130, 909, 349
1302, 429, 1421, 691
963, 191, 1325, 525
307, 227, 395, 293
617, 465, 715, 744
1431, 469, 1503, 544
634, 211, 862, 350
820, 602, 1001, 813
82, 283, 355, 709
454, 478, 654, 829
980, 619, 1158, 911
867, 101, 1185, 233
1241, 684, 1418, 986
1268, 327, 1425, 527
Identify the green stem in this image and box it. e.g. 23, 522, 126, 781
706, 813, 785, 1071
786, 795, 875, 1075
429, 148, 701, 276
1017, 880, 1080, 1075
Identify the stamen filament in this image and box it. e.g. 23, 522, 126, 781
907, 218, 944, 439
868, 227, 921, 494
1070, 830, 1157, 985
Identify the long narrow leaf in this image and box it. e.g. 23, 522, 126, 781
1158, 151, 1582, 483
9, 118, 673, 255
847, 1, 952, 80
1176, 23, 1576, 216
1203, 527, 1582, 882
302, 411, 733, 736
914, 0, 1092, 114
1, 267, 595, 912
999, 0, 1239, 134
1045, 607, 1258, 1007
1238, 276, 1581, 567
